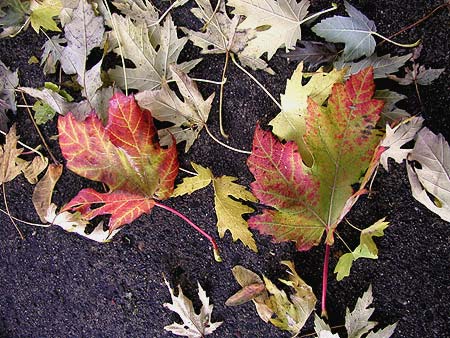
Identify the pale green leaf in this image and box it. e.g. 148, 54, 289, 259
360, 218, 389, 255
30, 0, 62, 32
335, 244, 377, 281
312, 1, 376, 61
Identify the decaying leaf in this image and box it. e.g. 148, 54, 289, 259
269, 62, 346, 166
32, 163, 63, 222
335, 53, 412, 79
29, 0, 62, 32
136, 65, 214, 152
373, 89, 409, 124
19, 155, 48, 184
407, 127, 450, 222
0, 60, 19, 130
281, 41, 338, 69
0, 0, 30, 38
0, 125, 30, 183
172, 162, 258, 251
228, 0, 310, 59
108, 13, 200, 91
388, 63, 445, 86
380, 116, 424, 170
58, 93, 178, 233
335, 218, 389, 281
312, 1, 376, 61
249, 67, 384, 251
40, 35, 66, 74
227, 261, 316, 335
315, 286, 397, 338
182, 0, 273, 73
163, 278, 223, 338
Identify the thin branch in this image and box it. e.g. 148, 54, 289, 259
205, 125, 251, 155
20, 92, 59, 164
2, 184, 25, 240
219, 51, 230, 138
230, 53, 282, 110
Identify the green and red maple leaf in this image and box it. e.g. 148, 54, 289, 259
247, 67, 385, 251
58, 93, 178, 232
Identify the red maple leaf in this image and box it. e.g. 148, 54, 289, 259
58, 93, 219, 259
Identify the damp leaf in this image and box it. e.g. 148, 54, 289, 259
228, 0, 310, 60
173, 162, 258, 251
281, 41, 338, 69
58, 93, 178, 232
248, 67, 384, 250
109, 14, 201, 91
380, 116, 424, 170
312, 1, 376, 61
182, 0, 272, 73
136, 65, 214, 152
407, 127, 450, 222
29, 0, 62, 32
163, 278, 223, 338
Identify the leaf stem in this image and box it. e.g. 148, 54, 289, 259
201, 0, 222, 31
179, 167, 197, 176
189, 78, 227, 86
321, 243, 330, 318
230, 54, 282, 110
0, 207, 48, 227
0, 129, 44, 158
219, 51, 230, 138
299, 3, 338, 26
2, 184, 25, 240
20, 92, 59, 164
372, 31, 420, 48
154, 201, 222, 262
205, 125, 251, 155
344, 218, 362, 232
378, 2, 449, 47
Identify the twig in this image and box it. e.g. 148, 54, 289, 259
2, 184, 25, 240
20, 92, 59, 165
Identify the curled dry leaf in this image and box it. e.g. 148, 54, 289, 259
20, 155, 48, 184
380, 116, 424, 170
407, 127, 450, 222
163, 278, 223, 338
32, 163, 63, 222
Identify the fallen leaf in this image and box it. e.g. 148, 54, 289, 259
249, 67, 384, 250
29, 0, 62, 32
0, 125, 30, 183
315, 286, 397, 338
172, 162, 258, 251
0, 0, 29, 38
0, 60, 19, 130
32, 100, 57, 124
182, 0, 273, 73
164, 278, 223, 338
45, 203, 121, 242
312, 1, 376, 61
407, 127, 450, 222
373, 89, 409, 124
269, 63, 346, 166
281, 41, 338, 69
136, 66, 214, 152
20, 155, 48, 184
58, 93, 178, 232
388, 63, 445, 86
263, 261, 316, 334
109, 14, 201, 91
380, 116, 424, 170
335, 53, 412, 79
334, 244, 377, 281
40, 35, 66, 74
228, 0, 310, 59
32, 163, 63, 222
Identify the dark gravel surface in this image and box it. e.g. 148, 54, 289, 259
0, 0, 449, 337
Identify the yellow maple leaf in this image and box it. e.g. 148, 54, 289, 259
30, 0, 62, 33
